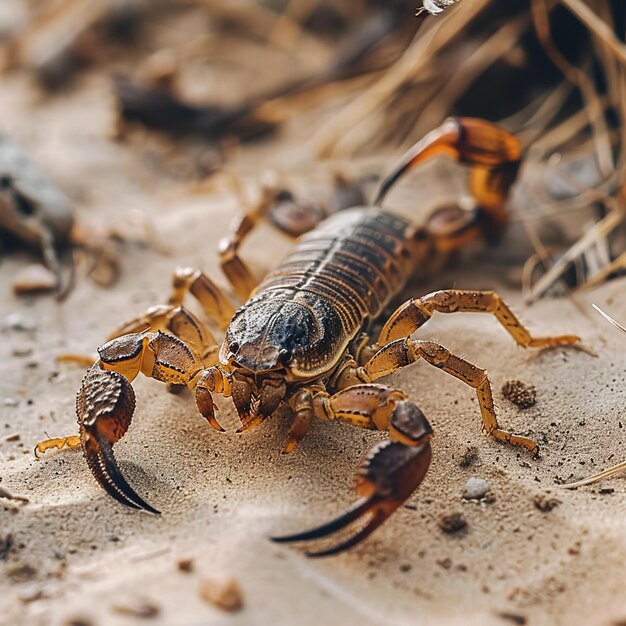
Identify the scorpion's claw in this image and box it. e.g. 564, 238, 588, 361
83, 436, 160, 514
78, 364, 160, 514
272, 438, 432, 557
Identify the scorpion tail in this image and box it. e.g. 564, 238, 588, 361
78, 364, 160, 514
272, 435, 432, 557
374, 117, 521, 208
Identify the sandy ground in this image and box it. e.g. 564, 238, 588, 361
2, 43, 626, 626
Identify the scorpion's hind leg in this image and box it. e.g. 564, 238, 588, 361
272, 385, 432, 557
378, 289, 580, 350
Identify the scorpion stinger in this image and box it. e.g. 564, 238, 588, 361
374, 117, 522, 248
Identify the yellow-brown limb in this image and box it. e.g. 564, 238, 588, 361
364, 338, 537, 452
283, 389, 314, 454
172, 267, 235, 331
66, 329, 230, 513
57, 354, 98, 367
111, 268, 235, 340
378, 289, 580, 348
218, 196, 274, 301
34, 435, 81, 458
272, 384, 432, 556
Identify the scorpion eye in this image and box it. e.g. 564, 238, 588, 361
279, 348, 292, 363
229, 341, 240, 354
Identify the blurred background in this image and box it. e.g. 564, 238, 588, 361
0, 0, 625, 301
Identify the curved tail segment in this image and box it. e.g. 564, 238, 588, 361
374, 118, 522, 249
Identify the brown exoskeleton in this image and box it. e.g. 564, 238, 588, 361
39, 118, 580, 556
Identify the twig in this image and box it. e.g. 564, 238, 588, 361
593, 304, 626, 333
312, 0, 491, 157
531, 0, 614, 178
525, 206, 625, 303
558, 0, 626, 67
0, 485, 29, 504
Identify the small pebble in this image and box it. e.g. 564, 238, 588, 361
12, 347, 32, 357
12, 264, 57, 294
199, 575, 244, 612
3, 313, 37, 332
439, 512, 468, 535
64, 617, 95, 626
112, 599, 160, 619
6, 563, 37, 583
498, 612, 527, 625
177, 558, 194, 573
464, 477, 490, 500
3, 398, 18, 407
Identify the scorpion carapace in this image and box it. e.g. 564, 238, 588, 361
39, 118, 580, 556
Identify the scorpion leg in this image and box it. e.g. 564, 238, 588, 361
283, 390, 314, 454
272, 384, 432, 556
35, 435, 81, 457
378, 289, 580, 349
112, 267, 236, 338
218, 178, 282, 302
364, 338, 537, 452
374, 117, 522, 246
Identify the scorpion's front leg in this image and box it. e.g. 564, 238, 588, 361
112, 267, 236, 339
72, 331, 228, 513
273, 384, 432, 557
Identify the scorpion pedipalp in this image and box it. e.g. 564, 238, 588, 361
272, 401, 433, 557
77, 364, 160, 514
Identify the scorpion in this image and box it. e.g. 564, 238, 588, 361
39, 118, 580, 556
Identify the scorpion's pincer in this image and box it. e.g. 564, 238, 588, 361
195, 370, 225, 432
272, 401, 433, 557
77, 364, 160, 514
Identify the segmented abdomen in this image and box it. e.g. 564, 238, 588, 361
255, 209, 415, 337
